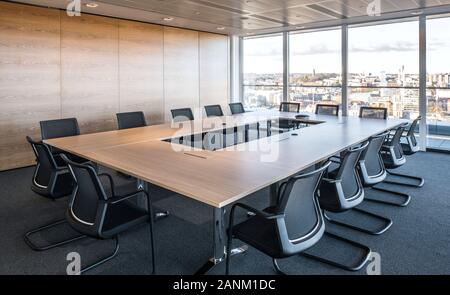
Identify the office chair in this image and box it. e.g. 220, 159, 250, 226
381, 117, 424, 188
24, 136, 85, 251
40, 118, 89, 165
171, 108, 194, 122
318, 141, 392, 236
116, 111, 147, 130
315, 104, 339, 116
402, 116, 421, 155
229, 102, 260, 141
61, 154, 156, 274
204, 105, 224, 117
359, 107, 388, 120
226, 162, 330, 275
229, 103, 245, 115
358, 131, 411, 207
302, 142, 379, 271
274, 102, 301, 133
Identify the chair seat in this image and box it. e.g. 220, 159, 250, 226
232, 207, 285, 258
102, 201, 148, 238
381, 152, 405, 169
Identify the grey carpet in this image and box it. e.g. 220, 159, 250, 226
0, 151, 449, 275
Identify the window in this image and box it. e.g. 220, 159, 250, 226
242, 34, 283, 109
289, 29, 342, 113
427, 16, 450, 150
348, 21, 420, 120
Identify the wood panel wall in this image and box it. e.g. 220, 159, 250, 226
0, 3, 61, 170
0, 2, 229, 171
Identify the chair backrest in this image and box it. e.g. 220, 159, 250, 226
359, 107, 387, 120
315, 104, 339, 116
62, 154, 107, 235
382, 123, 408, 166
358, 131, 390, 184
404, 116, 421, 153
40, 118, 80, 140
26, 136, 58, 188
171, 108, 194, 122
279, 102, 300, 113
276, 162, 330, 242
204, 105, 224, 117
116, 111, 146, 130
334, 142, 369, 199
229, 103, 245, 115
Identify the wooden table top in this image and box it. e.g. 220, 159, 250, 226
44, 110, 406, 208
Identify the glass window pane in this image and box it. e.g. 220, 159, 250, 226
289, 29, 342, 111
243, 35, 283, 109
348, 21, 420, 119
427, 16, 450, 150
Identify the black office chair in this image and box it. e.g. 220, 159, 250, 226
359, 107, 387, 120
402, 116, 421, 155
116, 111, 147, 130
228, 102, 259, 141
229, 103, 245, 115
381, 117, 424, 188
24, 136, 85, 251
318, 141, 392, 236
358, 131, 411, 207
274, 102, 301, 132
226, 162, 330, 275
61, 154, 156, 274
204, 105, 224, 117
171, 108, 194, 122
315, 104, 339, 116
302, 142, 380, 271
40, 118, 89, 165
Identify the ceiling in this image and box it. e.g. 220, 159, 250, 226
10, 0, 450, 35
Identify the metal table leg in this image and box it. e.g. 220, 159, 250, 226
270, 182, 280, 206
194, 207, 248, 275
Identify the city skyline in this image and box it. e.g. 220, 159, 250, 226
244, 18, 450, 75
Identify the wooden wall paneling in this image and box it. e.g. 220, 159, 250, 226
0, 2, 61, 171
199, 32, 230, 116
163, 27, 200, 121
60, 13, 119, 134
119, 20, 164, 124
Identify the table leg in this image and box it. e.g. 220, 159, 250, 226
267, 120, 272, 137
269, 182, 279, 207
194, 207, 248, 275
244, 124, 249, 142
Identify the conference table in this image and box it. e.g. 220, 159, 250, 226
44, 110, 406, 274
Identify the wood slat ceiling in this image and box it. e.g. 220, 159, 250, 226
9, 0, 450, 35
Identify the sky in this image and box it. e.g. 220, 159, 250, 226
243, 17, 450, 75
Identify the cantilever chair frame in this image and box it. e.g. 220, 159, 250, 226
358, 131, 411, 207
24, 136, 85, 251
226, 162, 331, 275
62, 154, 156, 274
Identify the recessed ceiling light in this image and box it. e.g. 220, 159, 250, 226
85, 2, 98, 8
216, 27, 225, 30
163, 17, 173, 21
411, 11, 423, 15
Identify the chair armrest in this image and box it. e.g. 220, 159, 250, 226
231, 203, 284, 220
98, 173, 116, 197
106, 190, 147, 205
322, 177, 339, 184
